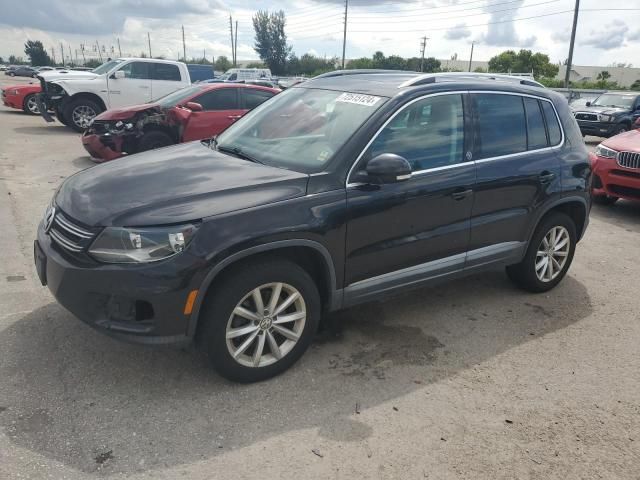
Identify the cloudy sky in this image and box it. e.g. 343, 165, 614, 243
1, 0, 639, 67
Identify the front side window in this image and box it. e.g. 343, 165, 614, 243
366, 94, 464, 171
118, 62, 151, 80
473, 93, 526, 159
92, 59, 123, 75
195, 89, 239, 110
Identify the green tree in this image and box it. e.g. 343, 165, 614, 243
214, 55, 232, 72
488, 49, 558, 78
630, 79, 640, 91
0, 57, 4, 64
84, 59, 102, 68
287, 53, 335, 75
346, 57, 374, 69
246, 61, 267, 68
252, 9, 291, 75
24, 40, 52, 66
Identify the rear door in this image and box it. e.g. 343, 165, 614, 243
181, 87, 243, 142
108, 61, 152, 107
151, 62, 184, 100
468, 92, 562, 267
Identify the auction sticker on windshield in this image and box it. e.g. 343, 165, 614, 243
336, 92, 382, 107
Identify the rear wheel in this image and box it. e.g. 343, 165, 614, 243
137, 131, 174, 152
65, 98, 102, 132
198, 260, 321, 383
22, 94, 40, 115
506, 212, 576, 293
592, 194, 618, 205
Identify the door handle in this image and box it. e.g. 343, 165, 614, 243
539, 171, 556, 184
451, 188, 473, 200
138, 85, 150, 89
227, 115, 242, 120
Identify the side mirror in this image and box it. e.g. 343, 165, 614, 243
111, 70, 125, 79
585, 101, 591, 107
363, 153, 412, 184
183, 101, 203, 112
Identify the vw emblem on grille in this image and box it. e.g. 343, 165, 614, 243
44, 206, 56, 233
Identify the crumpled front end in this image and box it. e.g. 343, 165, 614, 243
36, 77, 68, 123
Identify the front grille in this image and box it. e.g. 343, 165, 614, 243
617, 151, 640, 169
48, 211, 97, 253
575, 112, 598, 121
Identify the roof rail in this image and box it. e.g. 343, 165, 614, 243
313, 69, 418, 79
399, 72, 545, 89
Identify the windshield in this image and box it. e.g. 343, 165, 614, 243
592, 93, 635, 109
155, 85, 203, 107
215, 87, 387, 173
92, 59, 124, 75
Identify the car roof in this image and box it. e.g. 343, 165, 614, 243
197, 82, 279, 92
302, 70, 549, 99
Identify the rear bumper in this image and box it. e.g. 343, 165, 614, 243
591, 153, 640, 201
82, 133, 125, 162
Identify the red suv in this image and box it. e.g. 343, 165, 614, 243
590, 129, 640, 204
82, 83, 280, 161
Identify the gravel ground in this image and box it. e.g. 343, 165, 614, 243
1, 76, 639, 479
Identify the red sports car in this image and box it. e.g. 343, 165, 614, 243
590, 129, 640, 205
1, 83, 42, 114
82, 82, 280, 162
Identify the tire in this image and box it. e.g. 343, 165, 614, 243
54, 107, 70, 126
22, 94, 40, 115
65, 98, 102, 132
9, 72, 14, 77
592, 194, 618, 205
506, 212, 577, 293
137, 131, 174, 152
198, 259, 321, 383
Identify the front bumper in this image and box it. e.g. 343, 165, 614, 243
82, 132, 125, 162
577, 120, 618, 138
591, 153, 640, 201
35, 221, 203, 344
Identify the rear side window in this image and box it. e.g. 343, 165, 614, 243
195, 89, 239, 110
153, 63, 181, 81
524, 97, 548, 150
541, 101, 562, 146
244, 89, 275, 109
473, 93, 526, 159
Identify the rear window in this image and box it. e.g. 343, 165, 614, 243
541, 101, 562, 146
153, 63, 181, 81
244, 89, 275, 109
473, 93, 527, 159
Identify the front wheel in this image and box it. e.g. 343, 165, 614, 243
65, 98, 102, 132
506, 212, 576, 293
137, 130, 174, 152
198, 260, 321, 383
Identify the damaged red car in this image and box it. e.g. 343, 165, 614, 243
82, 83, 280, 161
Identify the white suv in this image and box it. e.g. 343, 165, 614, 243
38, 58, 191, 132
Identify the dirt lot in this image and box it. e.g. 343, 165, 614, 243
1, 75, 639, 479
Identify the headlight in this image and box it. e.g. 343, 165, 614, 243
599, 114, 614, 122
595, 144, 618, 159
89, 224, 198, 263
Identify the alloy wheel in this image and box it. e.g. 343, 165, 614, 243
71, 105, 96, 129
535, 226, 570, 282
26, 96, 39, 114
226, 282, 306, 368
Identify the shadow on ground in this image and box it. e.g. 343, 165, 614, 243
0, 271, 592, 475
71, 156, 96, 169
14, 126, 77, 136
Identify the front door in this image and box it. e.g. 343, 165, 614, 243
108, 61, 151, 108
344, 93, 474, 303
182, 87, 244, 142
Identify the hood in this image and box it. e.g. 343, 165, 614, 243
38, 70, 98, 81
602, 129, 640, 152
55, 141, 309, 226
94, 103, 161, 121
574, 105, 628, 115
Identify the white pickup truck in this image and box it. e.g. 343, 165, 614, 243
37, 58, 191, 132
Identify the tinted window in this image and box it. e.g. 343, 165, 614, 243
367, 94, 464, 172
524, 97, 548, 150
244, 89, 274, 109
153, 63, 181, 81
541, 101, 562, 146
196, 89, 239, 110
474, 94, 526, 158
118, 62, 151, 80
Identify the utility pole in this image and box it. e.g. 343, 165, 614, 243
68, 44, 72, 65
75, 49, 79, 65
203, 48, 206, 62
96, 40, 103, 61
60, 43, 65, 66
341, 0, 348, 69
80, 44, 86, 64
51, 47, 56, 65
234, 20, 238, 67
468, 41, 475, 72
182, 25, 186, 62
117, 37, 122, 57
147, 32, 152, 58
419, 36, 428, 72
564, 0, 580, 88
229, 16, 235, 67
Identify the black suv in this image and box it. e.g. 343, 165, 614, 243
35, 71, 591, 382
574, 91, 640, 138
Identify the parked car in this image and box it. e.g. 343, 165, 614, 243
590, 130, 640, 204
218, 68, 272, 82
569, 94, 599, 110
1, 83, 43, 114
6, 65, 37, 77
0, 65, 7, 71
82, 83, 279, 161
34, 71, 590, 382
573, 91, 640, 138
37, 58, 191, 132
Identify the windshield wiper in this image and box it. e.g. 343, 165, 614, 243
216, 144, 263, 164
